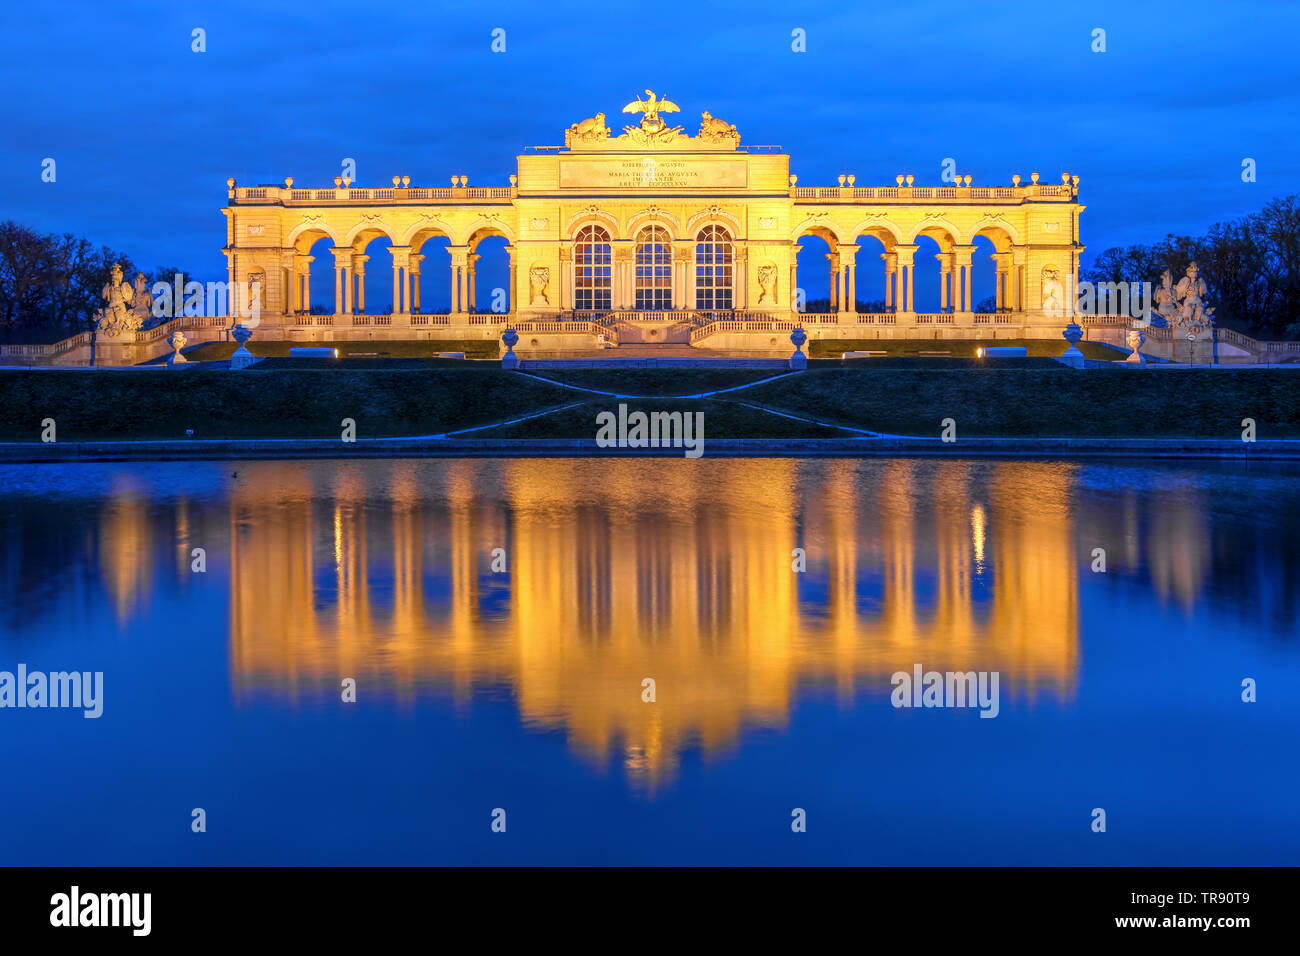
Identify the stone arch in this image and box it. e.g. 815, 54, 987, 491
968, 218, 1019, 250
626, 207, 681, 238
850, 216, 904, 249
793, 218, 846, 246
287, 221, 341, 252
402, 217, 454, 251
686, 205, 741, 236
566, 206, 620, 238
967, 222, 1020, 312
910, 216, 961, 251
344, 217, 399, 250
465, 222, 514, 252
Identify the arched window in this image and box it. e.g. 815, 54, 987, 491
695, 225, 733, 311
635, 225, 672, 310
574, 225, 612, 311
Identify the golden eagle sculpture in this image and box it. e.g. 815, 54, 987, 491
622, 90, 680, 132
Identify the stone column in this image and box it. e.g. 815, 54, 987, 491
612, 242, 634, 311
733, 242, 748, 311
303, 258, 313, 315
226, 253, 238, 320
789, 244, 800, 314
836, 243, 858, 316
936, 253, 951, 312
991, 252, 1012, 311
504, 244, 516, 316
559, 248, 572, 312
826, 253, 839, 311
332, 248, 352, 315
409, 253, 424, 313
292, 254, 313, 315
447, 245, 469, 315
467, 252, 480, 313
279, 250, 294, 318
673, 240, 693, 311
685, 247, 697, 310
952, 245, 976, 316
351, 254, 369, 314
895, 244, 917, 314
1010, 246, 1027, 311
389, 246, 411, 315
882, 252, 897, 311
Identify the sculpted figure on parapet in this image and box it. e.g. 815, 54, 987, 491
566, 113, 610, 144
698, 111, 740, 144
1153, 270, 1178, 327
94, 262, 150, 337
1173, 262, 1214, 334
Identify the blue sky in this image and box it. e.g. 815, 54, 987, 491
3, 0, 1298, 306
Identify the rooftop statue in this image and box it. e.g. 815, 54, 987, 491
620, 89, 685, 144
698, 111, 740, 145
622, 90, 681, 133
566, 113, 610, 144
564, 91, 742, 149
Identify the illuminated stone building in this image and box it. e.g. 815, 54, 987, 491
217, 91, 1087, 357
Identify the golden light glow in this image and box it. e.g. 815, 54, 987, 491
88, 458, 1213, 784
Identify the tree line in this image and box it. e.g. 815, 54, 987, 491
0, 221, 194, 344
1083, 194, 1300, 340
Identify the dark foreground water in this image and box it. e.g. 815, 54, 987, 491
0, 457, 1297, 865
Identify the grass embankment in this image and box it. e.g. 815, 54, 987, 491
0, 368, 574, 441
179, 338, 498, 362
806, 337, 1125, 361
483, 399, 841, 439
2, 366, 1297, 443
743, 368, 1300, 438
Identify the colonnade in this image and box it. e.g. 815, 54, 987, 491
280, 235, 1032, 317
286, 243, 516, 315
808, 241, 1026, 314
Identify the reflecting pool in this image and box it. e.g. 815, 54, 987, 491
1, 458, 1297, 864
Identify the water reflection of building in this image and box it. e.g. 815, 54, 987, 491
215, 459, 1082, 782
98, 475, 154, 626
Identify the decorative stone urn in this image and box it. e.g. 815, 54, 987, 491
1124, 328, 1146, 365
788, 327, 808, 370
229, 324, 256, 370
167, 330, 188, 365
1060, 322, 1084, 369
501, 328, 520, 369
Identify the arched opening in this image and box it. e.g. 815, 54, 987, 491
411, 231, 452, 314
574, 225, 612, 312
468, 230, 510, 315
355, 234, 393, 314
852, 232, 891, 313
970, 228, 1014, 313
910, 234, 945, 313
302, 234, 336, 315
634, 225, 672, 310
695, 225, 733, 314
794, 228, 836, 313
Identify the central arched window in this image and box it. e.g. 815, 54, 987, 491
635, 225, 672, 310
574, 225, 612, 311
695, 225, 733, 311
